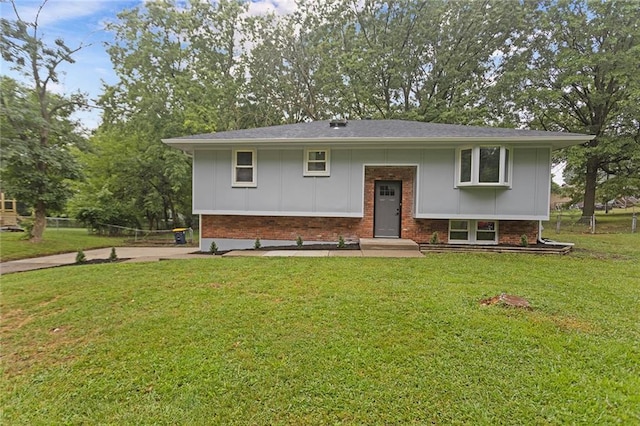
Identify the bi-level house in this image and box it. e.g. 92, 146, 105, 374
163, 119, 593, 252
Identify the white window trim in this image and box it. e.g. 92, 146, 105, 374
475, 220, 499, 244
232, 149, 257, 187
448, 219, 470, 242
448, 219, 499, 245
456, 145, 512, 188
303, 148, 330, 177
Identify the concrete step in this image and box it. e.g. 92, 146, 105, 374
359, 238, 419, 251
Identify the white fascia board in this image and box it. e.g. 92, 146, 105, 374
162, 135, 595, 153
194, 210, 363, 218
414, 213, 550, 221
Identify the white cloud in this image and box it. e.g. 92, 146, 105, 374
94, 66, 111, 76
5, 1, 110, 26
247, 0, 298, 17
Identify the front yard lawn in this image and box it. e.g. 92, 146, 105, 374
2, 242, 639, 424
0, 228, 128, 262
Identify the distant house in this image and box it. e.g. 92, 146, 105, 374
550, 193, 572, 210
163, 119, 594, 251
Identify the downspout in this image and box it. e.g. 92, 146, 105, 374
199, 214, 203, 252
538, 220, 574, 247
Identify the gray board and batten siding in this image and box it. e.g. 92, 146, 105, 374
164, 120, 593, 222
190, 146, 552, 220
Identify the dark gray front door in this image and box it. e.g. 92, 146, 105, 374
374, 181, 401, 238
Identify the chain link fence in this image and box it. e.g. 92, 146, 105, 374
46, 217, 83, 229
45, 217, 197, 244
95, 224, 195, 244
550, 210, 638, 234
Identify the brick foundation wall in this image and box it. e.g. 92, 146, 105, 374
414, 219, 451, 243
497, 220, 539, 245
201, 215, 363, 242
201, 215, 538, 245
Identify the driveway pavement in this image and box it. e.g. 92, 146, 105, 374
0, 247, 199, 275
1, 246, 423, 275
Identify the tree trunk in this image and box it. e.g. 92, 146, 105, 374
30, 201, 47, 242
581, 156, 599, 219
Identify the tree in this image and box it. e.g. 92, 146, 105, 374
84, 0, 639, 228
0, 0, 86, 241
504, 0, 640, 218
84, 0, 249, 229
243, 0, 529, 124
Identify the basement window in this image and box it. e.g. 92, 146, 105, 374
449, 220, 498, 244
233, 149, 256, 187
457, 146, 511, 187
304, 149, 330, 176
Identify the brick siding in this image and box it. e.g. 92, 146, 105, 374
201, 215, 362, 242
497, 220, 539, 245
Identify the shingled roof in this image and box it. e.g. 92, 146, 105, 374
163, 119, 594, 152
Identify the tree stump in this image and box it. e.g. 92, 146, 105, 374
480, 293, 532, 309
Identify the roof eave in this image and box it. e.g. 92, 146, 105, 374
162, 135, 595, 153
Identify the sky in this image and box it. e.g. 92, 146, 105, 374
0, 0, 299, 129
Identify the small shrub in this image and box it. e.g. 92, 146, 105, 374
296, 235, 303, 248
209, 241, 218, 255
254, 237, 261, 249
18, 217, 34, 240
430, 231, 439, 244
76, 249, 86, 264
109, 247, 118, 262
520, 234, 529, 247
337, 235, 346, 248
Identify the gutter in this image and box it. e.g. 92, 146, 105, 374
538, 220, 574, 247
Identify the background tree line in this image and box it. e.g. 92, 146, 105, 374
1, 0, 638, 240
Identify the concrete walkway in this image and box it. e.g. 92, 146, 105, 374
223, 249, 423, 258
1, 246, 423, 275
0, 247, 198, 275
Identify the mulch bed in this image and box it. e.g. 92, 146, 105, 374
257, 243, 361, 251
71, 258, 131, 266
208, 243, 361, 255
420, 243, 572, 254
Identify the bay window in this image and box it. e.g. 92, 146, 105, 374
457, 146, 511, 187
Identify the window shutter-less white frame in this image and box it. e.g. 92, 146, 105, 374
449, 219, 499, 244
232, 149, 257, 187
304, 149, 330, 177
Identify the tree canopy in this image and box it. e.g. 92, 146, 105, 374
2, 0, 637, 231
0, 0, 87, 241
502, 0, 640, 217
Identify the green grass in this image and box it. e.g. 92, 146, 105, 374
0, 228, 129, 262
2, 235, 639, 424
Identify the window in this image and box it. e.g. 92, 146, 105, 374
478, 147, 500, 183
460, 149, 472, 183
304, 149, 330, 176
233, 149, 256, 187
379, 185, 395, 196
476, 221, 497, 242
457, 146, 511, 186
449, 220, 498, 244
449, 220, 469, 241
